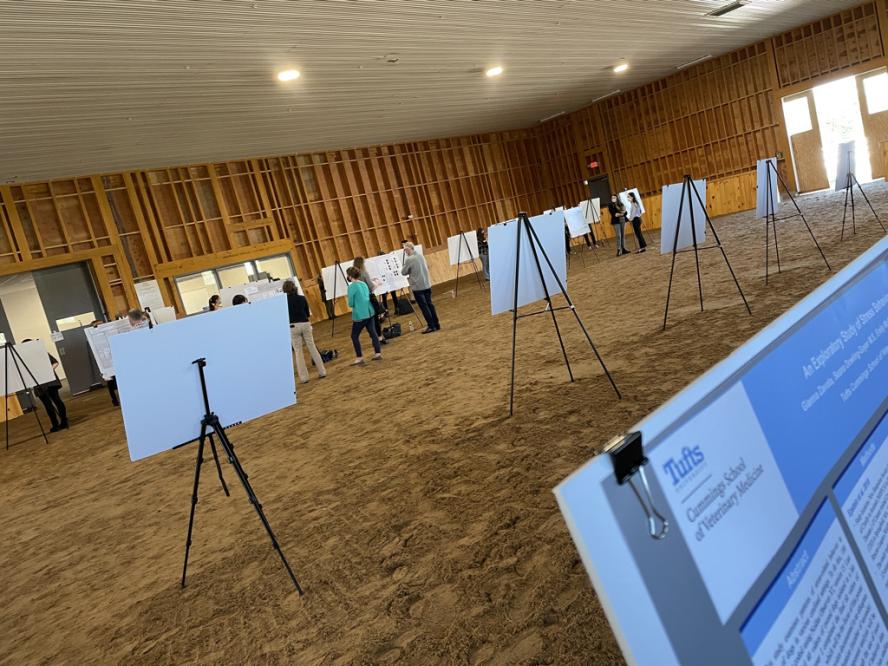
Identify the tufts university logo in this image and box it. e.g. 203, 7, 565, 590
662, 446, 705, 487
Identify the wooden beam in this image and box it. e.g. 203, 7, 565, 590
0, 185, 33, 261
206, 165, 237, 249
152, 238, 295, 279
765, 38, 799, 192
91, 175, 138, 307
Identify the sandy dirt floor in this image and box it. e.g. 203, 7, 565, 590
1, 183, 886, 665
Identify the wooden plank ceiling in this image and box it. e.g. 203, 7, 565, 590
0, 0, 867, 183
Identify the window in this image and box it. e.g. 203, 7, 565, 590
862, 71, 888, 115
255, 255, 294, 280
174, 254, 296, 314
783, 97, 813, 136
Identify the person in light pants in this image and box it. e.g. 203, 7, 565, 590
284, 280, 327, 383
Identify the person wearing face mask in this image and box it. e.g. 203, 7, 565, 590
607, 194, 630, 257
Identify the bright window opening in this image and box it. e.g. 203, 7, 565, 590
812, 76, 872, 186
862, 71, 888, 115
783, 97, 813, 136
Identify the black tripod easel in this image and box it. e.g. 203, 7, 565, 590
4, 342, 49, 451
761, 159, 831, 284
181, 357, 304, 595
840, 170, 886, 241
453, 232, 486, 297
662, 176, 752, 331
507, 212, 621, 417
582, 182, 608, 251
328, 261, 350, 339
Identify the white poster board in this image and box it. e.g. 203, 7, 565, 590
320, 261, 353, 301
835, 141, 855, 191
220, 278, 301, 307
756, 157, 781, 219
579, 198, 602, 225
0, 340, 56, 394
488, 213, 567, 316
84, 319, 138, 379
366, 252, 410, 295
113, 295, 296, 461
135, 279, 165, 311
564, 207, 591, 239
554, 238, 888, 666
448, 231, 480, 265
619, 189, 646, 217
660, 179, 707, 254
152, 306, 177, 325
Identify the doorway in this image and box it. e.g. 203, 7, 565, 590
0, 262, 106, 396
783, 67, 887, 192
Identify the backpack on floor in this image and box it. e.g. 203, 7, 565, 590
383, 323, 402, 339
316, 349, 338, 365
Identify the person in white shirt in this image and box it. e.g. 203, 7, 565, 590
627, 191, 648, 254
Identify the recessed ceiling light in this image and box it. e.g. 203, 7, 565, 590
613, 62, 629, 74
277, 69, 300, 82
485, 66, 504, 78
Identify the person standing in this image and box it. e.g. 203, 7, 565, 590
607, 194, 630, 257
346, 266, 382, 364
477, 228, 490, 279
401, 242, 440, 333
22, 339, 68, 432
283, 280, 326, 383
352, 256, 386, 344
627, 191, 648, 253
316, 273, 335, 320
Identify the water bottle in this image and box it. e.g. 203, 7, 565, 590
408, 321, 415, 333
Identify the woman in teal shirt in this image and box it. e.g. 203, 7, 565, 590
347, 266, 382, 364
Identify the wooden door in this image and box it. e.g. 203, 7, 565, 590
784, 91, 830, 192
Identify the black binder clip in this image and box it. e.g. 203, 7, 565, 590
607, 431, 669, 540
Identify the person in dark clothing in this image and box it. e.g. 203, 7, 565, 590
22, 339, 68, 432
284, 280, 326, 383
607, 194, 630, 256
477, 228, 490, 279
316, 274, 336, 320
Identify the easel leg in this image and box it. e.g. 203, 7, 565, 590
841, 176, 850, 240
508, 220, 523, 418
524, 222, 621, 399
526, 226, 574, 383
775, 168, 831, 272
850, 175, 856, 235
4, 348, 9, 451
772, 213, 781, 274
853, 176, 887, 233
454, 237, 463, 297
181, 429, 207, 588
213, 421, 304, 595
687, 183, 704, 313
662, 182, 687, 331
689, 183, 751, 316
764, 215, 770, 285
9, 348, 48, 444
207, 433, 230, 496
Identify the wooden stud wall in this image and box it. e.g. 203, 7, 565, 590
0, 129, 548, 320
1, 2, 884, 322
773, 2, 884, 88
